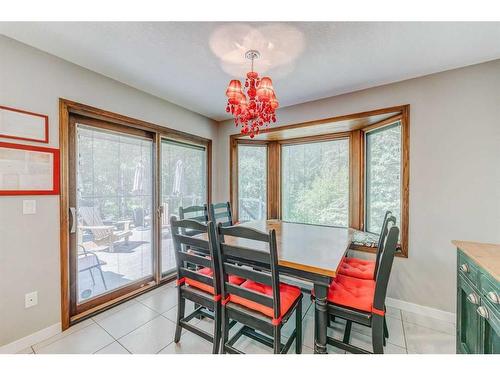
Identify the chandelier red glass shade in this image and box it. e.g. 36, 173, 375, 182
225, 50, 279, 138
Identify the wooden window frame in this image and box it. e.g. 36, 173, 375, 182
59, 99, 212, 330
230, 105, 409, 258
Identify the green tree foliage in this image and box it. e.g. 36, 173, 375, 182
365, 123, 401, 233
238, 145, 267, 221
238, 122, 401, 231
282, 139, 349, 226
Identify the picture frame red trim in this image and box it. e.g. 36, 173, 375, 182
0, 105, 49, 144
0, 141, 60, 195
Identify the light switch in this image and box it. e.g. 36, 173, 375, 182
23, 200, 36, 215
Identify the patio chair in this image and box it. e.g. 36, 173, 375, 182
79, 206, 132, 252
77, 244, 107, 291
160, 202, 171, 237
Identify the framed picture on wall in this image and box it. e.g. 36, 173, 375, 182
0, 142, 60, 195
0, 105, 49, 143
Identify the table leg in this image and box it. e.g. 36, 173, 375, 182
314, 283, 328, 354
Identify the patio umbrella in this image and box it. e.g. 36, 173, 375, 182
132, 160, 144, 194
172, 159, 183, 196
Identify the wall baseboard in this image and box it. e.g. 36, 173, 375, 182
386, 297, 456, 323
274, 277, 456, 323
0, 323, 61, 354
0, 296, 455, 354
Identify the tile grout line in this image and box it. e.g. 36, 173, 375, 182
30, 319, 95, 354
399, 310, 456, 336
399, 311, 409, 353
115, 340, 132, 354
93, 311, 162, 343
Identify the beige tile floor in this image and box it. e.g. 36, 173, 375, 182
18, 282, 456, 354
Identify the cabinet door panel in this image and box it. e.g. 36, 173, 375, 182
480, 300, 500, 354
457, 275, 480, 354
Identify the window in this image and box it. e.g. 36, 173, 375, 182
282, 139, 349, 226
229, 105, 409, 257
237, 144, 267, 221
365, 122, 402, 234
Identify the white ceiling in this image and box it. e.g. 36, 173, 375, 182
2, 22, 500, 121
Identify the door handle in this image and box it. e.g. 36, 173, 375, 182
459, 263, 469, 273
466, 293, 479, 305
69, 207, 76, 234
486, 291, 499, 304
477, 306, 489, 319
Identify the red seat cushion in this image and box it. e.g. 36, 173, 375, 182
338, 257, 376, 280
228, 280, 301, 319
327, 274, 375, 313
185, 267, 245, 295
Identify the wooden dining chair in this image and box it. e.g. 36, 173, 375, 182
323, 222, 400, 354
338, 210, 395, 280
170, 217, 245, 353
209, 202, 234, 227
216, 224, 303, 354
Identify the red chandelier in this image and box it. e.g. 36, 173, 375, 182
225, 50, 279, 138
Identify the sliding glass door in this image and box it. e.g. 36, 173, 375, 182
65, 106, 211, 322
69, 119, 155, 314
160, 139, 207, 277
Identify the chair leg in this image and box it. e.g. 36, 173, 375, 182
88, 269, 95, 285
273, 325, 281, 354
97, 265, 107, 290
194, 303, 201, 317
212, 302, 221, 354
174, 293, 185, 343
295, 300, 302, 354
384, 316, 389, 338
221, 306, 229, 354
343, 320, 352, 344
372, 315, 384, 354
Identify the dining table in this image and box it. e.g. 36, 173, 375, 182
218, 219, 354, 354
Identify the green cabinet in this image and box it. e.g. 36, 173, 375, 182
457, 275, 480, 353
480, 299, 500, 354
456, 250, 500, 354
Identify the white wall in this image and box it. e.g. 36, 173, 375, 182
216, 59, 500, 313
0, 36, 218, 346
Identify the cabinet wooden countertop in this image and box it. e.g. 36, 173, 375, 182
452, 240, 500, 281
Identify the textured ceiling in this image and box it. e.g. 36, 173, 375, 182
1, 22, 500, 121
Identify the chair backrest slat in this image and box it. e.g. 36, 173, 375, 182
223, 262, 273, 286
175, 234, 210, 252
209, 202, 233, 227
179, 267, 214, 286
219, 225, 269, 242
373, 221, 399, 312
178, 251, 212, 269
216, 224, 281, 319
170, 217, 219, 295
225, 283, 274, 308
179, 205, 209, 223
212, 202, 229, 209
221, 243, 270, 264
